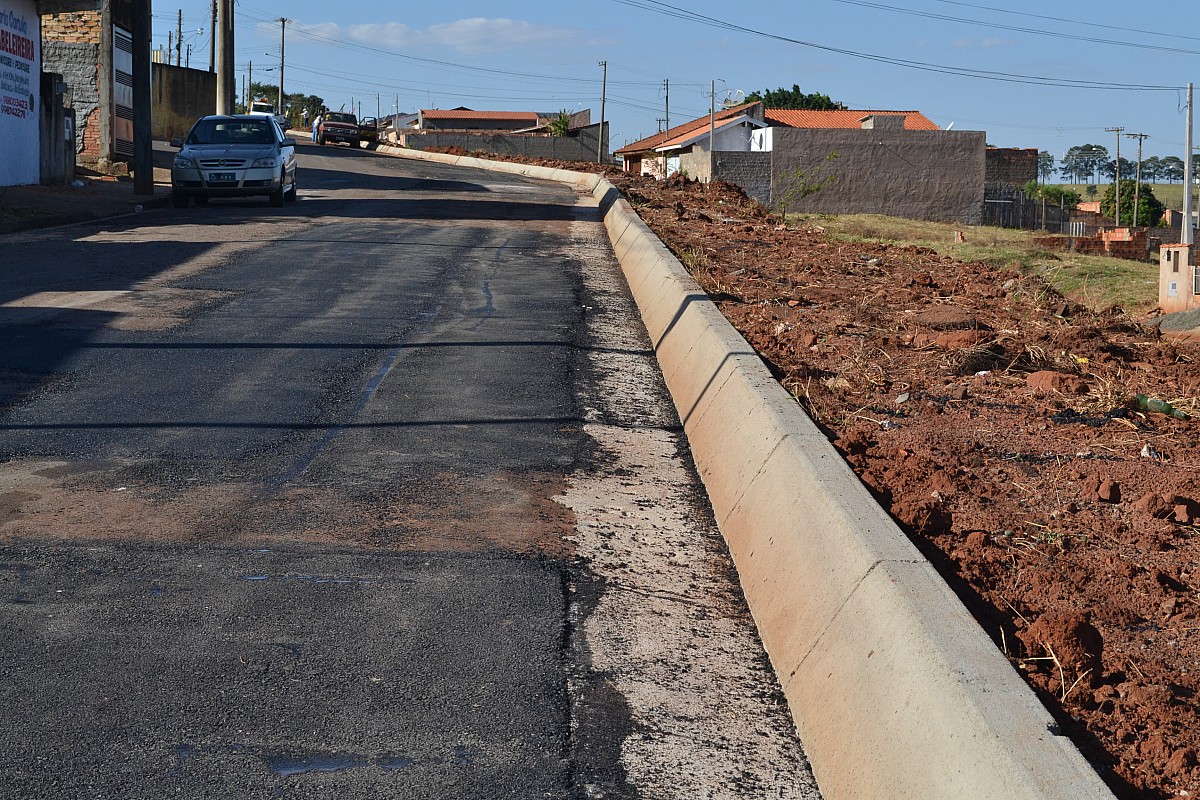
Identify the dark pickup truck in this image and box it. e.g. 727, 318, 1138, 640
317, 112, 360, 146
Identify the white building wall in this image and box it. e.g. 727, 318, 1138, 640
0, 0, 40, 185
751, 127, 774, 152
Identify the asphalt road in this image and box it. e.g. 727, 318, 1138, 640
0, 143, 820, 799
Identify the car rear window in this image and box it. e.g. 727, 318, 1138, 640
325, 113, 357, 124
188, 120, 276, 145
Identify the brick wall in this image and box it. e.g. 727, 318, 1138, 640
768, 127, 986, 224
40, 10, 101, 40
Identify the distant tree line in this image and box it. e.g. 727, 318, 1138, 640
1039, 146, 1195, 184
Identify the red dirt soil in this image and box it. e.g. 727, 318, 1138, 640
453, 151, 1197, 799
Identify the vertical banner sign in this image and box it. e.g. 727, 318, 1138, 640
113, 25, 134, 158
0, 0, 39, 185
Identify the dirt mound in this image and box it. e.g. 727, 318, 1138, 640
621, 174, 1200, 800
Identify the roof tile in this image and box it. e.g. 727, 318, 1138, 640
763, 109, 939, 130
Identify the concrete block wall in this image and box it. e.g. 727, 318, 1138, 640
40, 14, 101, 160
714, 151, 771, 206
769, 127, 986, 224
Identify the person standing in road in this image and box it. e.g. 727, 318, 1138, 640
312, 112, 322, 143
302, 108, 310, 129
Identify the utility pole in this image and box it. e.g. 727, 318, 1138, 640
1105, 126, 1124, 225
186, 43, 191, 68
1184, 83, 1194, 247
176, 9, 182, 66
1125, 132, 1149, 227
208, 0, 216, 72
376, 93, 380, 120
664, 79, 670, 132
132, 0, 152, 193
241, 72, 246, 114
168, 31, 173, 64
597, 60, 607, 164
708, 79, 716, 180
661, 78, 670, 178
278, 18, 288, 118
215, 0, 234, 113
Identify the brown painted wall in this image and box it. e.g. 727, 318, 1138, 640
151, 63, 215, 141
769, 127, 986, 224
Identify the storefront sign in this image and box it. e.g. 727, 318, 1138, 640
0, 0, 39, 185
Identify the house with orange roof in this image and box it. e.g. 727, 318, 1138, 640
615, 101, 765, 178
763, 109, 939, 130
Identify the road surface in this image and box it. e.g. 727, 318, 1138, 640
0, 143, 820, 799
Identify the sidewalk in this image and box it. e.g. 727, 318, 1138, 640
0, 163, 172, 235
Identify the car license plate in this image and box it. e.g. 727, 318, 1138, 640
208, 172, 235, 182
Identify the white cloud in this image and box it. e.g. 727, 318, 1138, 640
952, 36, 1014, 49
293, 17, 580, 54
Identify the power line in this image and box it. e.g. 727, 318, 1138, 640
928, 0, 1200, 44
607, 0, 1184, 91
235, 9, 657, 88
827, 0, 1200, 57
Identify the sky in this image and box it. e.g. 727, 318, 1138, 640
151, 0, 1200, 170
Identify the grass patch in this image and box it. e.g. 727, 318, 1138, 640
794, 212, 1160, 313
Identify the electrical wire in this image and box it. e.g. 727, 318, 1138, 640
607, 0, 1184, 91
827, 0, 1200, 56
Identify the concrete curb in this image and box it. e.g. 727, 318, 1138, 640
374, 145, 1116, 800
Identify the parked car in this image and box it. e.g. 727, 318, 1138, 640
358, 117, 378, 148
317, 112, 360, 146
170, 115, 298, 208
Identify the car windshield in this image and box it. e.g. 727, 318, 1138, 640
187, 120, 276, 145
326, 113, 356, 124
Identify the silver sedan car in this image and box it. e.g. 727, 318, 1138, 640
170, 115, 298, 208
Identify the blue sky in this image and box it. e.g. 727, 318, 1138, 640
152, 0, 1199, 169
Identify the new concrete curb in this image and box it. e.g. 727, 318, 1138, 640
375, 145, 1116, 800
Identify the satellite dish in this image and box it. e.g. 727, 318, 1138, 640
945, 122, 955, 130
720, 89, 745, 109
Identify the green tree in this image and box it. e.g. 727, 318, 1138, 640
1141, 156, 1163, 183
1037, 151, 1055, 183
548, 110, 571, 137
1161, 156, 1185, 183
1100, 180, 1164, 226
1060, 144, 1109, 183
1023, 180, 1080, 208
1100, 157, 1135, 182
745, 84, 845, 110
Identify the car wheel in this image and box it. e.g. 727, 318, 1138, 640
269, 171, 286, 207
317, 135, 325, 145
284, 175, 298, 203
171, 192, 189, 208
